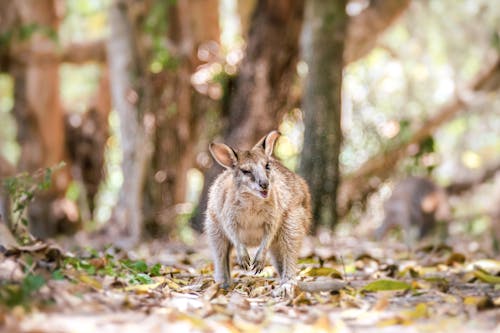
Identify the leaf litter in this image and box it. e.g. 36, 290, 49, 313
1, 232, 500, 333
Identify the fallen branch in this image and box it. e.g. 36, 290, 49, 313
298, 279, 348, 293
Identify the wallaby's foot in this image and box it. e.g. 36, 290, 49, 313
273, 278, 299, 298
237, 246, 251, 270
252, 248, 267, 274
220, 280, 232, 290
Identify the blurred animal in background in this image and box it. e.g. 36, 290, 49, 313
375, 176, 451, 245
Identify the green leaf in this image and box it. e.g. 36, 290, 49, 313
131, 273, 153, 285
85, 265, 96, 275
150, 263, 162, 276
124, 260, 148, 273
52, 269, 65, 280
22, 274, 46, 294
473, 270, 500, 284
362, 279, 412, 292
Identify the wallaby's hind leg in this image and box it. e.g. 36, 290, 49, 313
207, 224, 232, 289
270, 213, 307, 297
270, 237, 299, 297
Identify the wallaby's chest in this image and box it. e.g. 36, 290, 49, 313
230, 200, 276, 246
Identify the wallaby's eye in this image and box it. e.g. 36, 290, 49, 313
240, 169, 251, 176
265, 162, 270, 171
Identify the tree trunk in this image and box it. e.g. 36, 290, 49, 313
143, 0, 219, 237
299, 0, 348, 229
106, 1, 151, 247
5, 0, 78, 238
225, 0, 305, 147
191, 0, 305, 231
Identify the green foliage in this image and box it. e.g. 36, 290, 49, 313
63, 252, 164, 285
122, 259, 148, 273
0, 23, 58, 48
0, 274, 46, 308
143, 0, 178, 72
2, 162, 65, 242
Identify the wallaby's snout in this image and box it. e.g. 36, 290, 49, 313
256, 175, 269, 198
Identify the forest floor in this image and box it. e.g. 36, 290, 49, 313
1, 231, 500, 333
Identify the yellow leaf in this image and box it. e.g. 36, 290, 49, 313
292, 292, 311, 306
463, 296, 493, 310
299, 267, 343, 279
378, 317, 406, 327
411, 280, 431, 290
77, 274, 102, 290
402, 303, 428, 320
164, 277, 182, 290
125, 282, 161, 293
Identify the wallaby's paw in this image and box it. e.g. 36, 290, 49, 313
251, 256, 265, 274
237, 247, 251, 270
273, 279, 299, 298
251, 249, 267, 274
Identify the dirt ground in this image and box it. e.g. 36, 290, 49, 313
1, 232, 500, 333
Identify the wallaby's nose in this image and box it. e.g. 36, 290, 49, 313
259, 180, 269, 190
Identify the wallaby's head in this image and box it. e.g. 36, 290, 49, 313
209, 130, 280, 199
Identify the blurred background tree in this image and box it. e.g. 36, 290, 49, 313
300, 0, 347, 229
0, 0, 498, 248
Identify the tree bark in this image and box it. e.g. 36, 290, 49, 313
225, 0, 305, 147
299, 0, 348, 228
338, 58, 500, 216
106, 0, 152, 247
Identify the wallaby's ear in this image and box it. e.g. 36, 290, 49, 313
209, 143, 238, 169
253, 130, 281, 157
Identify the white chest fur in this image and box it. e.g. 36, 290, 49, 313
230, 195, 277, 247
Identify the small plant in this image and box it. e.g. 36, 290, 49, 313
0, 273, 46, 308
2, 162, 65, 243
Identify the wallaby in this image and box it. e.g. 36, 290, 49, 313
375, 176, 450, 245
205, 130, 311, 296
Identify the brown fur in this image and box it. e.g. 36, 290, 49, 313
205, 131, 311, 294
